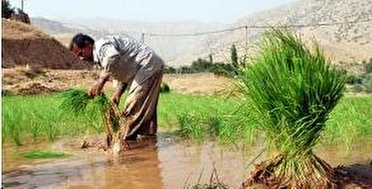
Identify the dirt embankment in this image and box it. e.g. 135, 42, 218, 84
2, 68, 235, 96
2, 68, 99, 95
2, 19, 88, 69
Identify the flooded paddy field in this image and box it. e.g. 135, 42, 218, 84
3, 134, 371, 189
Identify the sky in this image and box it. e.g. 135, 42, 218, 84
8, 0, 297, 24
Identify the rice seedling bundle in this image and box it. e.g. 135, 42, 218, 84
60, 89, 127, 148
238, 28, 346, 188
60, 89, 91, 115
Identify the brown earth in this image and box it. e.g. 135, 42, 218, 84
2, 19, 88, 69
2, 68, 98, 95
2, 68, 366, 96
334, 162, 372, 189
2, 68, 235, 95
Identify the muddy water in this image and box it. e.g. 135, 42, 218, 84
2, 135, 372, 189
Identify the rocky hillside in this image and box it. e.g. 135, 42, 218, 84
181, 0, 372, 69
29, 0, 372, 69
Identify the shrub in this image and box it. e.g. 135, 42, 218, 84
2, 0, 13, 18
362, 73, 372, 93
364, 58, 372, 74
346, 74, 362, 85
160, 82, 170, 93
350, 84, 364, 93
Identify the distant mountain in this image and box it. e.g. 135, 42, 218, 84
180, 0, 372, 69
31, 17, 220, 66
30, 0, 372, 69
31, 17, 79, 34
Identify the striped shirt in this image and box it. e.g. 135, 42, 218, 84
93, 35, 164, 91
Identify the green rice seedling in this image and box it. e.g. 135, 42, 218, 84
59, 89, 125, 147
2, 109, 23, 145
29, 120, 40, 142
5, 91, 367, 148
238, 28, 346, 188
323, 96, 372, 149
21, 150, 70, 159
176, 112, 206, 142
205, 116, 221, 137
43, 113, 60, 141
60, 89, 91, 115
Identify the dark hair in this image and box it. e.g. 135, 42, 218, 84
69, 33, 95, 50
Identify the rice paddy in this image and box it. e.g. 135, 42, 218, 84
2, 91, 371, 148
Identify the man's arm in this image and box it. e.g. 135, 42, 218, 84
88, 43, 120, 98
88, 71, 110, 97
112, 81, 127, 105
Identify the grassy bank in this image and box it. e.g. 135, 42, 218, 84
2, 93, 371, 148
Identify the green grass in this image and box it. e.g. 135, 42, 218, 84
323, 96, 372, 149
21, 150, 70, 159
158, 93, 257, 144
2, 93, 105, 145
2, 92, 253, 145
2, 92, 371, 148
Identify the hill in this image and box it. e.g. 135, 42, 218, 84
180, 0, 372, 69
31, 17, 219, 66
2, 19, 88, 69
28, 0, 372, 69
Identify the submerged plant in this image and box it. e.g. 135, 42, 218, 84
22, 150, 70, 159
238, 28, 346, 188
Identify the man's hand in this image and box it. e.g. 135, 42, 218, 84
88, 72, 110, 98
88, 85, 100, 98
111, 81, 127, 106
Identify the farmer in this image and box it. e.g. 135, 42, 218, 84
69, 34, 164, 141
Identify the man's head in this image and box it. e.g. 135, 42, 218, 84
69, 33, 95, 61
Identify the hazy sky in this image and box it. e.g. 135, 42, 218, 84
9, 0, 297, 24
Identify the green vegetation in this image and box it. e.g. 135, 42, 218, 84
2, 0, 13, 18
323, 96, 372, 148
21, 150, 70, 159
59, 89, 112, 117
159, 93, 256, 144
2, 92, 106, 145
364, 58, 372, 74
230, 44, 239, 76
60, 89, 91, 115
160, 82, 171, 93
346, 58, 372, 93
238, 28, 346, 188
1, 92, 236, 145
164, 57, 237, 77
164, 43, 247, 77
2, 92, 371, 149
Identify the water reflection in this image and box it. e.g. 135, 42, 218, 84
3, 137, 164, 189
2, 136, 371, 189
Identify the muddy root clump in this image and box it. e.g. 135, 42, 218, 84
103, 105, 130, 152
243, 155, 340, 189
